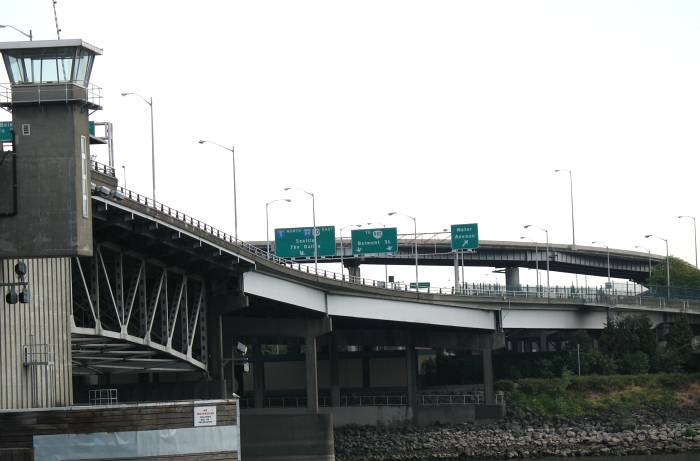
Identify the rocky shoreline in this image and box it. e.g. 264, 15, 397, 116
334, 408, 700, 460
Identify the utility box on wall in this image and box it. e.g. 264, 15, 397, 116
0, 39, 102, 257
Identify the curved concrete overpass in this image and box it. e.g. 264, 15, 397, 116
83, 166, 695, 375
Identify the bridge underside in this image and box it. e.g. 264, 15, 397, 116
71, 332, 202, 375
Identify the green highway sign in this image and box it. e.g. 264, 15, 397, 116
451, 223, 479, 250
89, 121, 96, 136
0, 121, 13, 142
275, 226, 336, 258
410, 282, 431, 289
351, 227, 397, 255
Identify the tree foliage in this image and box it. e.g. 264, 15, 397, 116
648, 256, 700, 288
599, 316, 656, 359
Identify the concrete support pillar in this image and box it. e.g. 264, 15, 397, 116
539, 333, 548, 353
482, 348, 495, 405
361, 346, 371, 389
330, 334, 341, 407
346, 265, 361, 279
305, 335, 319, 413
406, 341, 418, 412
505, 267, 520, 291
453, 251, 461, 293
253, 340, 265, 409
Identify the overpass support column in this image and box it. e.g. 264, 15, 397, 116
253, 340, 265, 409
305, 335, 319, 413
454, 251, 460, 293
330, 333, 341, 407
482, 348, 495, 405
346, 264, 361, 279
505, 267, 520, 291
406, 338, 418, 414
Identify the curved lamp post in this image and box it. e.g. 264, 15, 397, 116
0, 24, 32, 40
645, 234, 670, 299
266, 199, 291, 255
520, 236, 540, 288
388, 212, 418, 292
122, 92, 155, 203
285, 187, 317, 273
524, 224, 550, 297
635, 245, 652, 281
366, 222, 389, 284
554, 169, 576, 248
199, 140, 238, 240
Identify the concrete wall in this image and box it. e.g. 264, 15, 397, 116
0, 258, 73, 409
241, 413, 334, 461
369, 357, 406, 387
243, 356, 405, 394
322, 406, 411, 427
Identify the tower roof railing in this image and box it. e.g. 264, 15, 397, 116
0, 81, 102, 109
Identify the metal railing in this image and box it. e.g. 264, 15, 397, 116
0, 81, 103, 107
239, 392, 503, 409
91, 160, 115, 177
420, 391, 504, 406
0, 83, 10, 106
338, 394, 408, 406
88, 388, 118, 406
87, 164, 700, 310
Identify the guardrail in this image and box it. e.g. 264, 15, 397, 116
88, 164, 700, 309
91, 160, 115, 177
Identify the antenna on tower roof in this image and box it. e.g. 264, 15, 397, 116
52, 0, 61, 39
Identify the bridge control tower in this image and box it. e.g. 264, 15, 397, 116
0, 39, 102, 409
0, 39, 102, 257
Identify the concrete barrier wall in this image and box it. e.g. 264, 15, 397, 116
322, 406, 411, 427
241, 413, 334, 461
0, 399, 239, 460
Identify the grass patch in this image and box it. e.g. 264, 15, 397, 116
496, 373, 700, 418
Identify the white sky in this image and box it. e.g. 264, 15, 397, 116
2, 1, 700, 289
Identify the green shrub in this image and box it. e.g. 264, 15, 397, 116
617, 352, 650, 375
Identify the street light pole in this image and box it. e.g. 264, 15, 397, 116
555, 169, 576, 248
199, 140, 238, 240
339, 224, 361, 279
122, 93, 156, 204
635, 245, 652, 281
388, 212, 418, 292
0, 24, 32, 40
592, 241, 611, 290
520, 236, 540, 288
121, 165, 127, 189
285, 187, 318, 273
524, 225, 549, 297
266, 199, 291, 256
678, 216, 697, 268
645, 234, 670, 299
366, 222, 389, 284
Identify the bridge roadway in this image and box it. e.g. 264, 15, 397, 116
247, 236, 663, 284
81, 164, 699, 378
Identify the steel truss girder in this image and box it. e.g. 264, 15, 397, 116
71, 243, 208, 374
